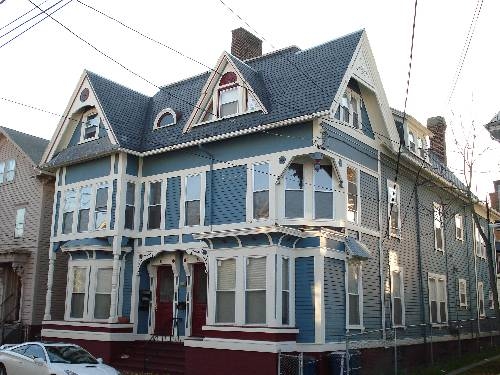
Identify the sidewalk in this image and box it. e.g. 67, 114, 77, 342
447, 354, 500, 375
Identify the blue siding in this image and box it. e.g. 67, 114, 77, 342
126, 154, 139, 176
145, 237, 161, 246
122, 252, 133, 318
141, 123, 313, 176
164, 235, 179, 244
165, 177, 181, 230
360, 171, 379, 231
322, 124, 378, 171
139, 183, 145, 231
110, 179, 117, 230
361, 103, 375, 139
65, 157, 111, 184
239, 234, 269, 247
182, 234, 195, 243
325, 258, 345, 342
295, 237, 320, 248
212, 237, 239, 249
206, 166, 246, 225
137, 265, 150, 334
53, 191, 61, 236
95, 251, 113, 260
68, 122, 82, 147
295, 257, 315, 343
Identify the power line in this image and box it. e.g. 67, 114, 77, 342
0, 0, 73, 50
0, 0, 50, 31
447, 0, 484, 104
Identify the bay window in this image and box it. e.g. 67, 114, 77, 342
148, 181, 162, 230
433, 203, 444, 251
185, 174, 201, 226
245, 257, 266, 324
125, 182, 135, 230
347, 167, 358, 222
77, 186, 91, 232
216, 258, 236, 323
253, 163, 269, 220
62, 190, 77, 234
94, 185, 109, 230
282, 257, 290, 325
428, 273, 447, 324
285, 163, 304, 218
67, 261, 114, 321
314, 165, 333, 219
347, 262, 362, 327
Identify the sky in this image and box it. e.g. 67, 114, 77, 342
0, 0, 499, 199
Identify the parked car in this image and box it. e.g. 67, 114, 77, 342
0, 342, 121, 375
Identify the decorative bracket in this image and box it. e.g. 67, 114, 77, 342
185, 248, 209, 273
136, 249, 162, 275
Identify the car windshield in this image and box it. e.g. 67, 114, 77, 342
45, 346, 98, 364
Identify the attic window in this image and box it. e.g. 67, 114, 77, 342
219, 87, 240, 117
80, 110, 100, 142
220, 72, 237, 86
154, 108, 177, 130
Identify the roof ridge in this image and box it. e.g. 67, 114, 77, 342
296, 29, 364, 55
244, 46, 301, 63
85, 69, 151, 99
159, 70, 210, 91
0, 126, 49, 142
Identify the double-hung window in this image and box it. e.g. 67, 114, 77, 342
94, 268, 112, 319
148, 182, 162, 230
458, 279, 468, 308
245, 257, 266, 324
253, 163, 269, 220
346, 167, 358, 223
489, 290, 494, 310
285, 163, 304, 218
70, 267, 88, 319
428, 274, 447, 324
433, 203, 444, 251
314, 165, 333, 219
478, 282, 485, 317
474, 223, 486, 258
185, 174, 201, 226
455, 214, 463, 241
77, 186, 91, 232
391, 267, 405, 326
14, 208, 26, 238
408, 132, 416, 153
125, 182, 135, 230
5, 159, 15, 182
219, 87, 239, 118
0, 162, 4, 183
83, 113, 99, 141
351, 96, 359, 128
94, 185, 109, 230
282, 257, 290, 325
417, 137, 425, 158
216, 258, 236, 323
347, 262, 362, 327
388, 181, 400, 237
62, 190, 77, 234
340, 93, 350, 123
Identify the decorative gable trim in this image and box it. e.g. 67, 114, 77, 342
41, 71, 119, 165
183, 52, 268, 134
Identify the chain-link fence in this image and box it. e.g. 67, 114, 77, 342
279, 317, 499, 375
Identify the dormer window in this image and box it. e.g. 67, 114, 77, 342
154, 108, 177, 130
219, 87, 240, 117
80, 110, 100, 142
408, 131, 416, 152
335, 89, 362, 129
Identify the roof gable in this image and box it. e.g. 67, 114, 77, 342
0, 127, 49, 165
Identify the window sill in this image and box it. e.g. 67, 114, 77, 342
430, 323, 448, 328
347, 325, 364, 331
435, 248, 445, 253
192, 109, 262, 129
78, 136, 99, 145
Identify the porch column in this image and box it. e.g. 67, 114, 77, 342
44, 249, 56, 321
109, 237, 121, 323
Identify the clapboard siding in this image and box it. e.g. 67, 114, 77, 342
360, 171, 379, 231
324, 258, 345, 342
295, 257, 315, 343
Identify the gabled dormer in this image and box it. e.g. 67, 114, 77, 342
183, 52, 268, 133
392, 108, 433, 161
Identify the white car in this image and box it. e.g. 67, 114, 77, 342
0, 342, 121, 375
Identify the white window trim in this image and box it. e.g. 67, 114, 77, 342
79, 110, 100, 143
433, 202, 444, 252
489, 290, 494, 310
146, 180, 164, 230
244, 255, 267, 325
5, 159, 15, 182
346, 166, 359, 224
65, 259, 117, 322
313, 163, 335, 220
278, 256, 291, 326
390, 266, 405, 327
0, 161, 4, 183
428, 272, 448, 325
14, 207, 26, 238
336, 89, 363, 130
124, 181, 136, 230
94, 183, 110, 231
474, 222, 487, 259
458, 278, 468, 308
284, 163, 306, 220
346, 261, 364, 330
455, 214, 464, 241
387, 180, 401, 238
478, 281, 486, 317
153, 108, 177, 130
249, 162, 271, 222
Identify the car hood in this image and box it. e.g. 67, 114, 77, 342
51, 362, 118, 374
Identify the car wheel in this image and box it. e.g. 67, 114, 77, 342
0, 364, 6, 375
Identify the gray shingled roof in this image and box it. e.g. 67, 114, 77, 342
0, 126, 49, 164
49, 30, 363, 166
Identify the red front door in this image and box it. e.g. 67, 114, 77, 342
155, 265, 174, 335
191, 263, 207, 337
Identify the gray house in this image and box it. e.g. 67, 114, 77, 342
0, 127, 53, 340
39, 28, 498, 374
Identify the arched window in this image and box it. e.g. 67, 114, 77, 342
219, 72, 237, 86
154, 109, 177, 129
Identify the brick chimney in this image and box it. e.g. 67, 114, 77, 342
231, 28, 262, 61
427, 116, 447, 165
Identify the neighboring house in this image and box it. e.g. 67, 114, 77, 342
485, 112, 500, 142
0, 127, 53, 340
39, 28, 498, 374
